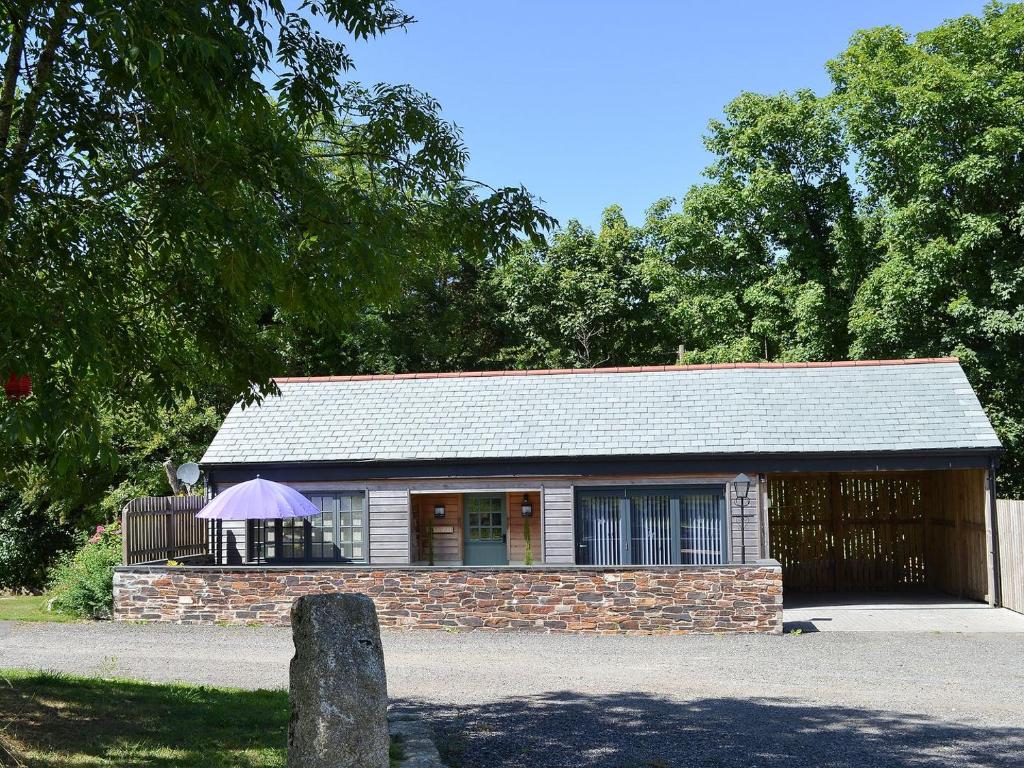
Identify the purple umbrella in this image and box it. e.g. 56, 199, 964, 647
196, 477, 320, 520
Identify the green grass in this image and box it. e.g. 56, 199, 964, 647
0, 669, 287, 767
0, 595, 76, 623
0, 669, 405, 767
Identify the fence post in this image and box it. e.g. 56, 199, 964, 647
165, 500, 176, 562
121, 501, 130, 565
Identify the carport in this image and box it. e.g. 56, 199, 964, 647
767, 467, 999, 604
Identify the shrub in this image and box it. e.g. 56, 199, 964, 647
48, 523, 122, 619
0, 488, 76, 592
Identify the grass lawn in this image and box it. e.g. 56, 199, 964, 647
0, 669, 288, 767
0, 595, 76, 623
0, 669, 405, 767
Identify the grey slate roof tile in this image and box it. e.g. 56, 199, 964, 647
201, 361, 1001, 465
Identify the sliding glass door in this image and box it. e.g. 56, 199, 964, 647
576, 486, 727, 566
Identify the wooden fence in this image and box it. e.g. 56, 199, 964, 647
121, 496, 209, 565
996, 500, 1024, 614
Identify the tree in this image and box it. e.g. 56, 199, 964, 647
652, 89, 870, 363
493, 206, 677, 369
0, 395, 220, 590
0, 1, 552, 478
831, 1, 1024, 491
278, 249, 513, 375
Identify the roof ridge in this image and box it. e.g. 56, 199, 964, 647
274, 357, 960, 384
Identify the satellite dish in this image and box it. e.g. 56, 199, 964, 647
176, 462, 201, 486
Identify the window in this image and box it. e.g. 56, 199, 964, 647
249, 492, 367, 564
465, 495, 504, 542
575, 486, 727, 566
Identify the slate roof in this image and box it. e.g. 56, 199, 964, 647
200, 359, 1001, 465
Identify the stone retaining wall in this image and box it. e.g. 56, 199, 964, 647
113, 562, 783, 634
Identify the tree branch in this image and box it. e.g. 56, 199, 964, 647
0, 0, 72, 230
0, 6, 28, 158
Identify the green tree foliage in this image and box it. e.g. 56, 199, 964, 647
0, 396, 220, 589
0, 485, 75, 591
494, 206, 678, 368
651, 89, 871, 363
830, 2, 1024, 489
0, 1, 551, 478
278, 249, 512, 375
488, 2, 1024, 492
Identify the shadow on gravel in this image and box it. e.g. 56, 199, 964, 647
392, 692, 1024, 768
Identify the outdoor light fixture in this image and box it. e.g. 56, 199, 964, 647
433, 503, 446, 519
732, 473, 753, 501
732, 473, 754, 564
521, 494, 533, 517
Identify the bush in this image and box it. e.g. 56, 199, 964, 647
48, 523, 122, 619
0, 488, 76, 592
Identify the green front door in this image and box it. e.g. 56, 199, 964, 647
463, 494, 508, 565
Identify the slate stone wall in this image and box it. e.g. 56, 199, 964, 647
113, 562, 783, 634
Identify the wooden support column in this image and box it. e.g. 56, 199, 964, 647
954, 475, 964, 598
758, 474, 770, 560
985, 465, 1001, 607
829, 473, 843, 592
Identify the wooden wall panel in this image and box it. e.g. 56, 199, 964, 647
542, 485, 575, 565
768, 469, 989, 598
507, 491, 542, 564
728, 477, 762, 563
996, 499, 1024, 614
410, 493, 462, 564
368, 489, 411, 565
767, 474, 834, 590
121, 495, 210, 565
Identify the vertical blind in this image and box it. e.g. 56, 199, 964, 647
579, 495, 623, 565
576, 487, 726, 566
680, 493, 726, 565
629, 494, 673, 565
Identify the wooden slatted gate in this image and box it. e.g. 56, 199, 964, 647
121, 495, 210, 565
996, 500, 1024, 614
767, 470, 988, 599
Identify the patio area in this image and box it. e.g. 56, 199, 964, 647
783, 592, 1024, 633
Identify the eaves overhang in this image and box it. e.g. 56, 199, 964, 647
202, 447, 1002, 485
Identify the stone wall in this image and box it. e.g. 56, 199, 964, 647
113, 562, 783, 634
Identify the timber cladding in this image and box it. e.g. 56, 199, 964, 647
113, 563, 783, 634
767, 469, 989, 599
995, 500, 1024, 614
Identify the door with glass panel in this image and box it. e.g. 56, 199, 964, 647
576, 486, 727, 565
463, 494, 507, 565
251, 492, 366, 563
307, 493, 366, 563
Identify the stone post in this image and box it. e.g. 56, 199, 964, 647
288, 594, 389, 768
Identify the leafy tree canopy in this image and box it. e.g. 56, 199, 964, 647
6, 2, 1024, 593
0, 0, 552, 478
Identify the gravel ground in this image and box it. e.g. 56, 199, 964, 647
3, 621, 1023, 767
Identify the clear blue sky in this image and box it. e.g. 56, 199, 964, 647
345, 0, 991, 229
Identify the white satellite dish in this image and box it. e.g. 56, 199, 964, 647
176, 462, 201, 487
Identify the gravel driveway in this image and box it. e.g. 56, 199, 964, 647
3, 621, 1023, 767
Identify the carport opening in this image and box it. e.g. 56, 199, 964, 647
767, 469, 990, 604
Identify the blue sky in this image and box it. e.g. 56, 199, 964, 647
345, 1, 990, 229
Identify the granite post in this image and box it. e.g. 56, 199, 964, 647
288, 594, 389, 768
